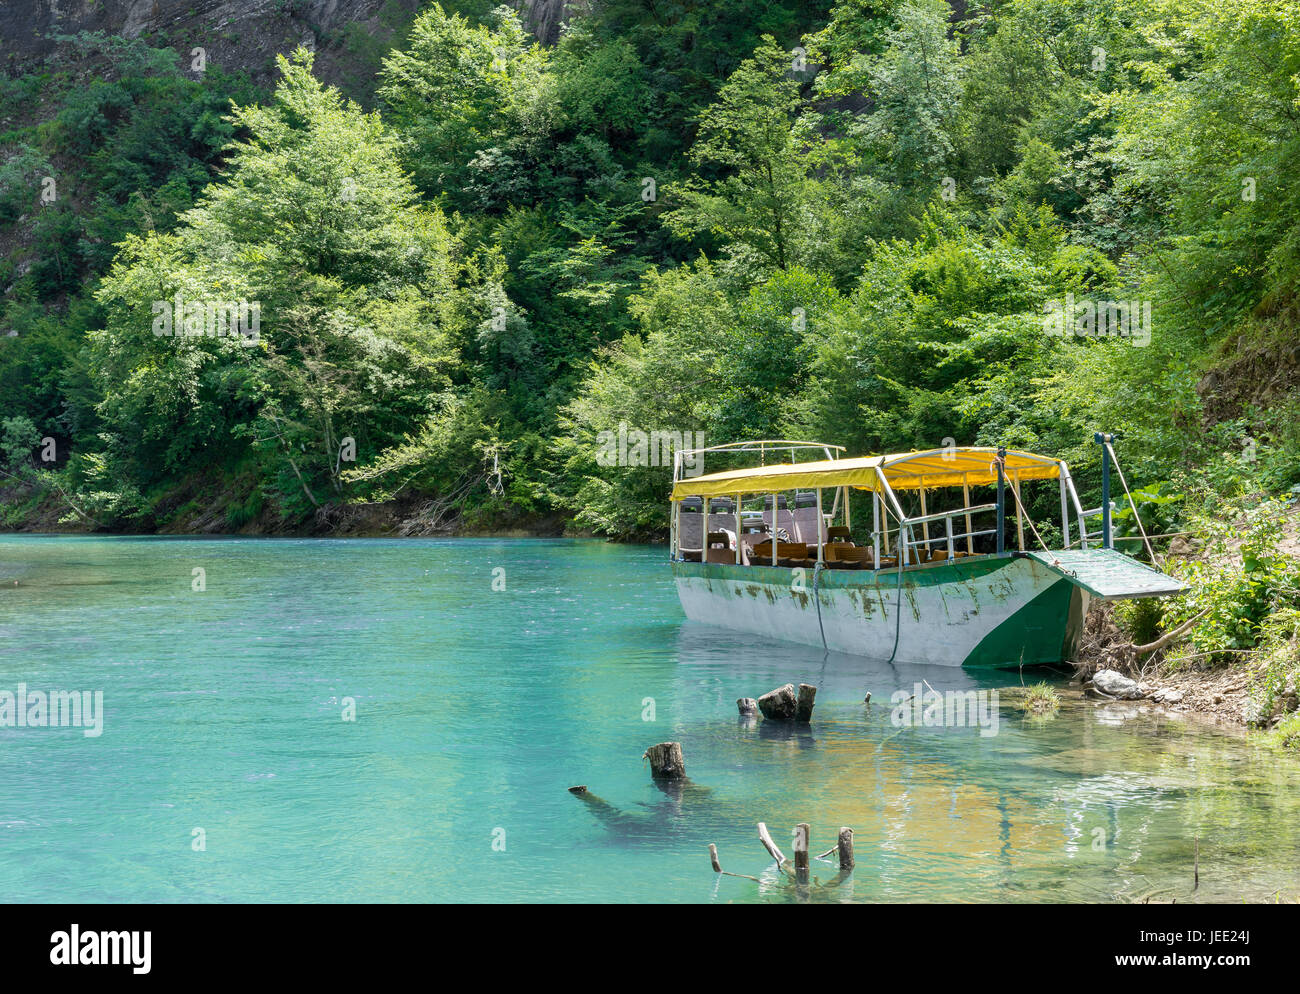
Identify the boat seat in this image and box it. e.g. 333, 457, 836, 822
777, 540, 812, 567
680, 549, 703, 562
750, 540, 810, 567
826, 526, 853, 543
828, 545, 875, 566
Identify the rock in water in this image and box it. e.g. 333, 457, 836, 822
737, 697, 758, 716
758, 684, 799, 721
1092, 669, 1144, 700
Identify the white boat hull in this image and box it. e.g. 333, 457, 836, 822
673, 555, 1088, 667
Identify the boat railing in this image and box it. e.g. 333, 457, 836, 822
1067, 502, 1117, 549
673, 440, 844, 483
877, 503, 999, 564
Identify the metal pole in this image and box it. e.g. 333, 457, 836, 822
671, 500, 679, 560
770, 494, 777, 566
1013, 470, 1024, 551
1095, 432, 1112, 550
872, 488, 880, 569
815, 488, 824, 564
1061, 462, 1089, 550
1059, 468, 1070, 550
735, 493, 742, 565
962, 475, 973, 555
996, 446, 1006, 556
703, 496, 710, 562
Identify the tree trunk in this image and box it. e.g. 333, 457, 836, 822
758, 684, 798, 721
643, 741, 686, 780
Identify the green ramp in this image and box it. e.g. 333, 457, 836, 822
1025, 549, 1186, 600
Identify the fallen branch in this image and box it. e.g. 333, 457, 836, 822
1135, 609, 1208, 657
707, 843, 761, 883
757, 821, 793, 874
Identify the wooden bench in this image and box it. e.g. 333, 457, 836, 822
749, 540, 812, 567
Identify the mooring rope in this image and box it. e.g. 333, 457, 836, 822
1104, 441, 1159, 565
812, 560, 828, 652
990, 453, 1060, 566
886, 550, 904, 665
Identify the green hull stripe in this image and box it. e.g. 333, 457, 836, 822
672, 556, 1012, 590
962, 578, 1077, 667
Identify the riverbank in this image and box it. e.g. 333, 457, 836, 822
0, 477, 580, 539
1072, 498, 1300, 734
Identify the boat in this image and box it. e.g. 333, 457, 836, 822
668, 438, 1186, 667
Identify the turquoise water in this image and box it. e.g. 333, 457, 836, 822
2, 535, 1298, 903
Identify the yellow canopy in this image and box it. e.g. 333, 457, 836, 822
670, 447, 1061, 500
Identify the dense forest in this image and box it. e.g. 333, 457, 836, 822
3, 1, 1300, 716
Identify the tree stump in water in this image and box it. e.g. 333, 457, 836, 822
796, 684, 817, 722
737, 697, 758, 716
758, 684, 798, 721
643, 741, 686, 780
794, 822, 810, 885
837, 826, 854, 871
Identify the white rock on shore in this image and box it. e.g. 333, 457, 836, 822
1091, 669, 1145, 700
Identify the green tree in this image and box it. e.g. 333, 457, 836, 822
667, 36, 851, 271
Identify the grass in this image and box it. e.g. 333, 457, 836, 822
1021, 681, 1061, 714
1272, 711, 1300, 749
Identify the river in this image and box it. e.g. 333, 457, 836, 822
2, 535, 1297, 902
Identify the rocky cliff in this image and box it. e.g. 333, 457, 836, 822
2, 1, 579, 87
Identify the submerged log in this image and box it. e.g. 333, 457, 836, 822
796, 684, 817, 722
737, 697, 758, 716
758, 684, 798, 721
643, 741, 686, 780
837, 826, 854, 871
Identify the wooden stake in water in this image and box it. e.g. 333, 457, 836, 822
838, 826, 855, 871
794, 823, 810, 884
796, 684, 817, 722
